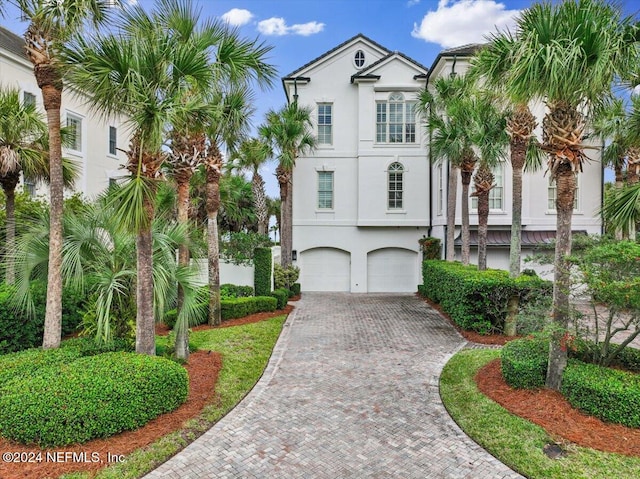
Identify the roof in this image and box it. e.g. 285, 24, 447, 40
284, 33, 390, 79
353, 50, 429, 78
454, 230, 588, 247
424, 43, 485, 83
0, 26, 26, 60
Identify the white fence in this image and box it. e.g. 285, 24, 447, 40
192, 246, 280, 289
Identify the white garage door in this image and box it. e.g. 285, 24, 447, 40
301, 248, 351, 291
367, 248, 418, 292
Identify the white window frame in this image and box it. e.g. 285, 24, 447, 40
66, 113, 83, 153
547, 176, 580, 212
109, 126, 117, 156
376, 93, 416, 144
471, 164, 505, 212
317, 171, 334, 209
23, 91, 36, 108
387, 162, 404, 210
317, 103, 332, 146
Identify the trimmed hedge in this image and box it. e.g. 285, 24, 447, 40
421, 260, 552, 333
0, 281, 86, 354
562, 360, 640, 428
0, 352, 188, 447
221, 296, 277, 320
270, 288, 289, 309
221, 283, 254, 299
501, 337, 548, 389
291, 283, 301, 296
254, 247, 272, 296
0, 347, 83, 386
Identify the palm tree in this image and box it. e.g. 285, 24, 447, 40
267, 196, 281, 242
14, 0, 117, 349
0, 87, 47, 283
260, 103, 316, 269
219, 172, 256, 233
489, 0, 636, 390
418, 75, 475, 264
469, 92, 509, 271
203, 87, 255, 326
470, 37, 542, 277
63, 0, 218, 355
229, 138, 272, 235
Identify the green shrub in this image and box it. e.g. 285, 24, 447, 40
0, 281, 86, 354
270, 288, 289, 309
221, 283, 254, 299
419, 236, 441, 260
0, 347, 83, 386
561, 360, 640, 428
291, 283, 301, 295
274, 264, 300, 290
221, 296, 277, 320
421, 260, 552, 333
0, 352, 188, 447
254, 247, 272, 296
501, 337, 548, 389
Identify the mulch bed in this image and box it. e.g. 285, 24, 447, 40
0, 306, 292, 479
476, 358, 640, 457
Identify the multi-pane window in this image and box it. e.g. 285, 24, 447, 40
471, 164, 504, 210
23, 92, 36, 108
109, 126, 117, 155
66, 114, 82, 152
354, 50, 365, 68
23, 179, 36, 197
376, 93, 416, 144
388, 162, 404, 209
317, 104, 332, 145
548, 177, 579, 211
318, 171, 334, 209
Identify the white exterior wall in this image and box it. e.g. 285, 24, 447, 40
0, 31, 129, 199
288, 36, 430, 292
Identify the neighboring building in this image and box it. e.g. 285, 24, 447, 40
283, 34, 603, 292
0, 26, 129, 198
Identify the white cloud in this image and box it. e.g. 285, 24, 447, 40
221, 8, 254, 27
257, 17, 325, 36
407, 0, 421, 6
290, 21, 325, 36
411, 0, 520, 48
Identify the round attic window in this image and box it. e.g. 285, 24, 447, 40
354, 50, 365, 68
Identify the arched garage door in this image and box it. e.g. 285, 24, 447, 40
367, 248, 418, 292
300, 248, 351, 292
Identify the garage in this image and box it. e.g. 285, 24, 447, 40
300, 248, 351, 291
367, 248, 418, 292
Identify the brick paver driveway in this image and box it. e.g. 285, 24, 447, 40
144, 293, 523, 479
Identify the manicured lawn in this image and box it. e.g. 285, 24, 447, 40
60, 315, 286, 479
440, 349, 640, 479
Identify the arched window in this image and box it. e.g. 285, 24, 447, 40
354, 50, 365, 68
376, 93, 416, 143
388, 162, 404, 209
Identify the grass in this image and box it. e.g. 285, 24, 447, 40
440, 349, 640, 479
59, 315, 287, 479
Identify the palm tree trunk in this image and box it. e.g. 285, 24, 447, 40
3, 182, 18, 284
41, 82, 64, 350
253, 173, 268, 236
613, 162, 624, 240
280, 177, 293, 268
135, 195, 156, 355
509, 141, 526, 277
477, 190, 490, 271
206, 168, 221, 326
460, 171, 472, 266
175, 176, 191, 360
546, 164, 575, 391
446, 165, 459, 261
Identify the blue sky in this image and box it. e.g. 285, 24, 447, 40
2, 0, 637, 195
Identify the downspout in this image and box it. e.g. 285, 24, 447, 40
428, 101, 433, 238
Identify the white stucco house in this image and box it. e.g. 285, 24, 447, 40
0, 26, 129, 198
283, 34, 603, 293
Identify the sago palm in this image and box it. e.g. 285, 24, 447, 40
489, 0, 636, 390
15, 0, 117, 349
260, 103, 316, 269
